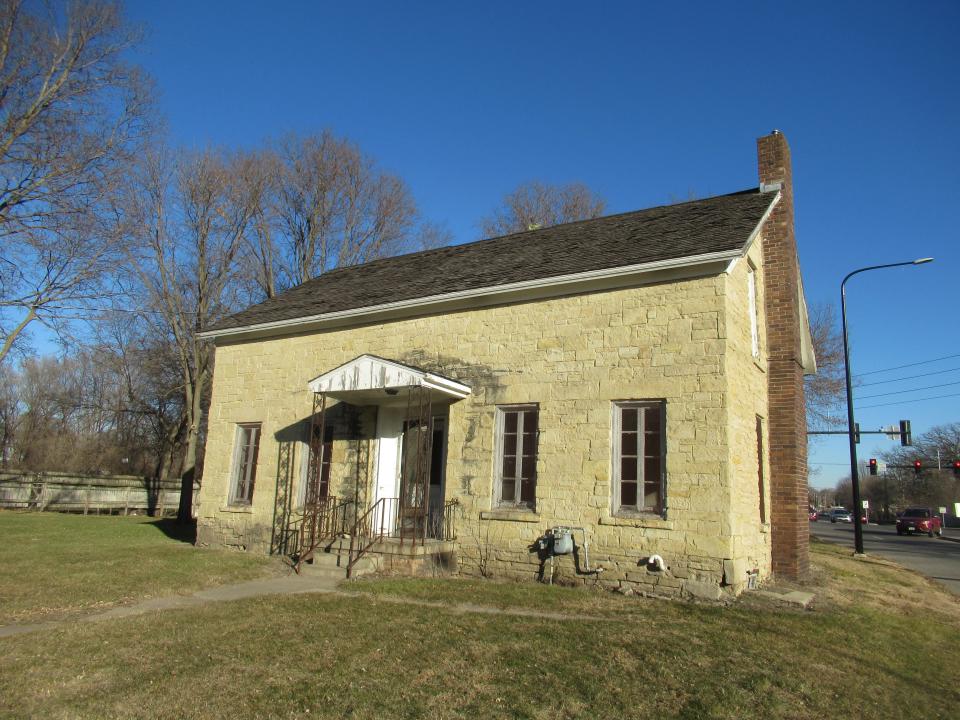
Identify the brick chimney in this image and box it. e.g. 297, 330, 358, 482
757, 130, 809, 580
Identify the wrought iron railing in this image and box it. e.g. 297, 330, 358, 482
293, 496, 352, 573
347, 496, 398, 578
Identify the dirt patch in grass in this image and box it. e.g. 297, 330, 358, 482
0, 511, 277, 624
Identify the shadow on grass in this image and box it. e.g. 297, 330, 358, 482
148, 518, 196, 544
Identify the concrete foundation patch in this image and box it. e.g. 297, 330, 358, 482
756, 589, 814, 609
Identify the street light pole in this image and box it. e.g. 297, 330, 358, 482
841, 258, 933, 554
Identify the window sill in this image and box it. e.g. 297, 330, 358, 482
480, 509, 541, 523
220, 505, 254, 514
600, 514, 674, 530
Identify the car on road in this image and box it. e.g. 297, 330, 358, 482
896, 508, 943, 537
829, 508, 853, 523
809, 508, 818, 521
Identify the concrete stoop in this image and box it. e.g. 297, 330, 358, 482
299, 546, 380, 580
299, 536, 457, 579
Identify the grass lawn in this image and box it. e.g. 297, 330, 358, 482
0, 511, 276, 624
1, 521, 958, 720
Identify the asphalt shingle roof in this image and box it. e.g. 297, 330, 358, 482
207, 188, 776, 333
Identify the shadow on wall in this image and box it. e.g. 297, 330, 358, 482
269, 403, 375, 557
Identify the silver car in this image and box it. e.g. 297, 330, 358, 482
829, 509, 853, 523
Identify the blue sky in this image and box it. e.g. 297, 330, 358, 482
127, 1, 959, 488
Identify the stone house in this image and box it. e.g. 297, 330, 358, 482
196, 131, 815, 599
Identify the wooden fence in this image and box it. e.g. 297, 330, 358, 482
0, 471, 199, 517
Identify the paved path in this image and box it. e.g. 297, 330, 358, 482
0, 571, 341, 639
1, 571, 630, 639
811, 521, 960, 595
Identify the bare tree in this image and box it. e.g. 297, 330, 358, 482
479, 180, 606, 237
805, 302, 846, 431
236, 133, 420, 302
124, 147, 258, 522
0, 1, 151, 363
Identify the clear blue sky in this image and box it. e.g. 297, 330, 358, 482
127, 1, 959, 489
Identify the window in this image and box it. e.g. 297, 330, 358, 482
748, 265, 760, 358
494, 405, 538, 509
230, 423, 261, 505
756, 415, 766, 523
612, 402, 665, 515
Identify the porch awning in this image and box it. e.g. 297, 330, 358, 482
307, 354, 471, 405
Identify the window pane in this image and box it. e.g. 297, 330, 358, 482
503, 433, 517, 456
501, 478, 516, 504
502, 454, 515, 480
621, 407, 637, 432
522, 431, 537, 456
644, 406, 661, 432
520, 476, 535, 503
644, 456, 661, 483
522, 410, 538, 434
620, 456, 637, 482
521, 455, 536, 481
620, 431, 637, 457
621, 481, 637, 507
504, 412, 518, 433
643, 483, 660, 510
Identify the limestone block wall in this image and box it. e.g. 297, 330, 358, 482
720, 237, 772, 591
198, 270, 770, 598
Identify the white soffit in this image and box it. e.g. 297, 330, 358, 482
307, 354, 471, 400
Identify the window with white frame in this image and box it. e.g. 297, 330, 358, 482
494, 405, 538, 509
229, 423, 261, 505
612, 401, 665, 515
748, 265, 760, 358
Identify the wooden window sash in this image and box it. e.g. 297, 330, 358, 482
613, 402, 665, 517
231, 423, 261, 505
495, 405, 538, 509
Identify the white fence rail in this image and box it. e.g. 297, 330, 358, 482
0, 472, 199, 517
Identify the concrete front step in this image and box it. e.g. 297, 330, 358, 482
298, 551, 380, 579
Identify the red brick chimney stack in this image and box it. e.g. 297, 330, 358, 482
757, 130, 809, 580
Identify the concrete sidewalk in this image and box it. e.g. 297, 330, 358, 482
0, 571, 340, 639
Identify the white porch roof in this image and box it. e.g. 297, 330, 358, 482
307, 354, 471, 405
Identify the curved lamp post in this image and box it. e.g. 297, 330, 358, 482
842, 257, 933, 554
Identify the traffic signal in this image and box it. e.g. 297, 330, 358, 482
953, 460, 960, 477
854, 423, 861, 444
913, 460, 922, 475
899, 420, 912, 447
868, 458, 878, 476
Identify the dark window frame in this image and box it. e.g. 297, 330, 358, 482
757, 415, 767, 523
612, 401, 666, 517
494, 404, 539, 510
230, 423, 262, 506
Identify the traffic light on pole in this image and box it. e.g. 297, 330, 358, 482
899, 420, 912, 447
953, 460, 960, 477
854, 423, 861, 444
913, 460, 922, 475
868, 458, 878, 476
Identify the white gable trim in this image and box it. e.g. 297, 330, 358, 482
308, 354, 471, 400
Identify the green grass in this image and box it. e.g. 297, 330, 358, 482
0, 519, 958, 719
0, 511, 275, 623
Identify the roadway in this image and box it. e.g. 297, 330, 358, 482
809, 520, 960, 596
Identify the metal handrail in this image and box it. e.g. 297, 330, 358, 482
294, 496, 351, 573
347, 497, 397, 578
